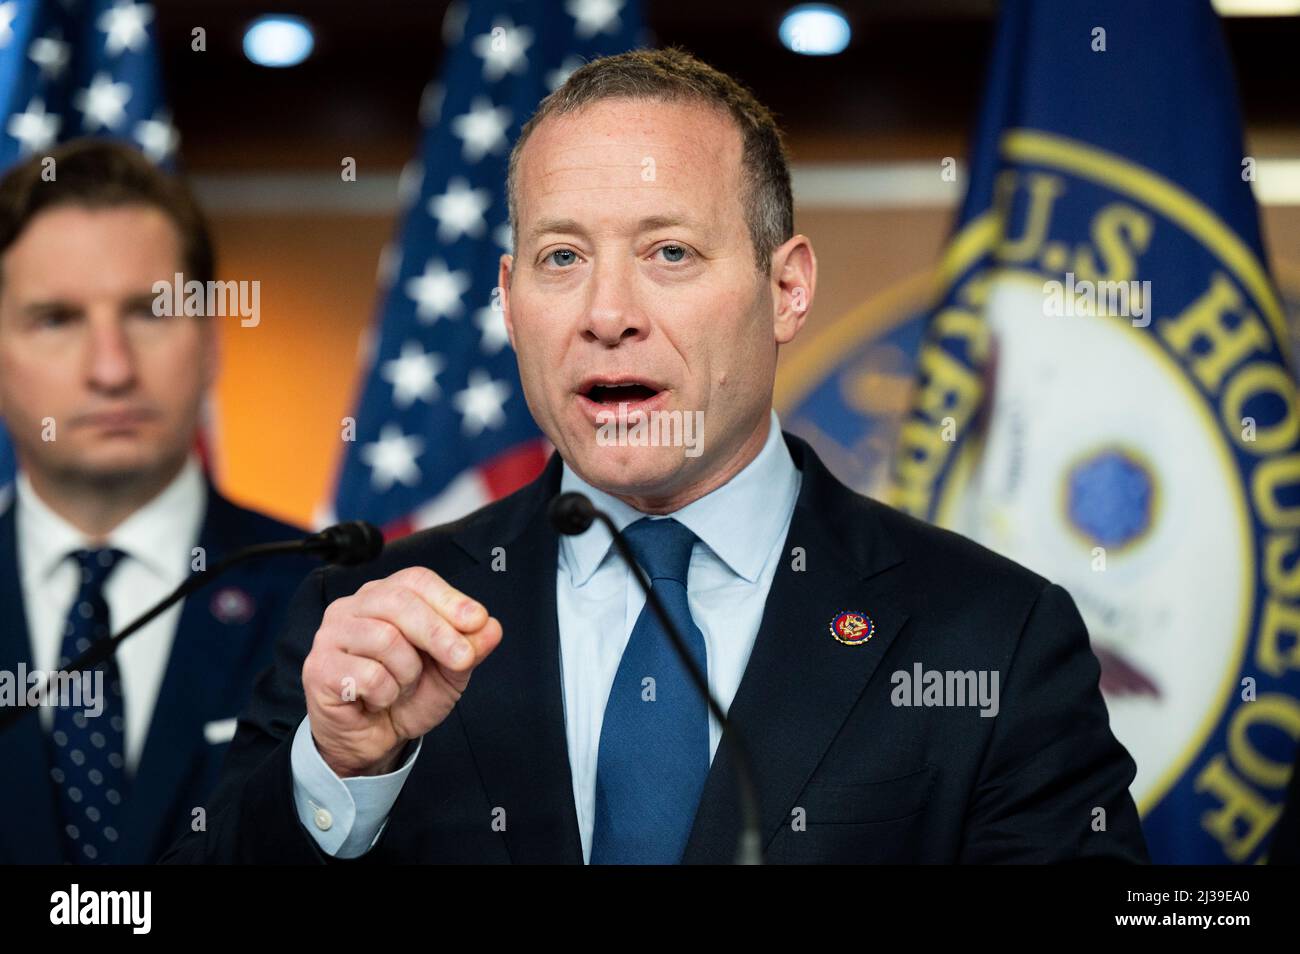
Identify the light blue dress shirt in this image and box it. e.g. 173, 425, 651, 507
290, 409, 801, 860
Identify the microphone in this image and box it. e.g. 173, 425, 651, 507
0, 521, 384, 733
549, 491, 765, 865
547, 491, 597, 535
301, 520, 384, 564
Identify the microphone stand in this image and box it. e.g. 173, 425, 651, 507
554, 494, 765, 864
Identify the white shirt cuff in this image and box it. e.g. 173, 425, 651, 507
289, 714, 421, 858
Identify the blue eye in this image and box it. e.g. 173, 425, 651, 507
658, 244, 687, 263
547, 249, 578, 267
36, 311, 76, 330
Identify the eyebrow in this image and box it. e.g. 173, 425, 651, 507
527, 214, 699, 241
122, 291, 158, 309
22, 301, 79, 317
22, 291, 161, 315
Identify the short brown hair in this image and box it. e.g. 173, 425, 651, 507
507, 47, 793, 274
0, 138, 213, 286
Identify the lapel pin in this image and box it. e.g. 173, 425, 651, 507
211, 587, 255, 625
829, 610, 874, 646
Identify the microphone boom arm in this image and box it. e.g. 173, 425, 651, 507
0, 524, 380, 734
557, 497, 764, 865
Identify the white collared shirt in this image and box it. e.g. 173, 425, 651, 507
555, 408, 801, 860
291, 409, 803, 861
15, 457, 207, 774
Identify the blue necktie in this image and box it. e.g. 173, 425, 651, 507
591, 517, 709, 864
50, 548, 127, 865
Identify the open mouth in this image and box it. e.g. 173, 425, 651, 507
582, 381, 661, 405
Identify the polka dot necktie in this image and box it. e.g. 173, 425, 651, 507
591, 517, 710, 864
49, 548, 127, 865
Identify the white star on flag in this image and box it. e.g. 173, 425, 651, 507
453, 369, 511, 436
74, 72, 132, 131
7, 98, 61, 154
428, 177, 492, 242
0, 2, 16, 49
360, 424, 425, 492
381, 341, 446, 408
30, 32, 71, 80
472, 18, 534, 83
566, 0, 623, 39
546, 55, 585, 93
473, 305, 510, 355
405, 258, 471, 323
98, 0, 154, 57
451, 97, 511, 163
134, 110, 179, 163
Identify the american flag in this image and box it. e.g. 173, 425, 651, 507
0, 0, 176, 168
331, 0, 644, 536
0, 0, 177, 495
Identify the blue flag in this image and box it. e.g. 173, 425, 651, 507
892, 0, 1300, 863
332, 0, 644, 534
0, 0, 176, 491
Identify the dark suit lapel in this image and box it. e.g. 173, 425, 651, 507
0, 501, 63, 863
116, 487, 271, 863
359, 431, 903, 865
682, 435, 910, 863
444, 451, 584, 863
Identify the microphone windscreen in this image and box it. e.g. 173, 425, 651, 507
322, 521, 384, 564
548, 492, 595, 535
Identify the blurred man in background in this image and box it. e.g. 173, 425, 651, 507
0, 139, 310, 864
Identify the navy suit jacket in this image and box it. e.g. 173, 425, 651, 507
163, 433, 1149, 864
0, 485, 311, 864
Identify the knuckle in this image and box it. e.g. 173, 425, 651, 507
388, 584, 420, 616
301, 651, 322, 688
355, 658, 385, 694
319, 597, 347, 628
395, 565, 440, 590
436, 586, 464, 616
430, 617, 460, 654
372, 619, 405, 658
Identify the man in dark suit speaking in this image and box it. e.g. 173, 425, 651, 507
165, 48, 1148, 864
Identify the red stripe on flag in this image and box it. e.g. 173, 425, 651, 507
381, 515, 416, 541
480, 438, 552, 500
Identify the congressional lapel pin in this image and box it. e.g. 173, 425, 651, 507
829, 610, 874, 646
211, 586, 256, 625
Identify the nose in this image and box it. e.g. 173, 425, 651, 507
85, 312, 137, 396
580, 256, 648, 347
